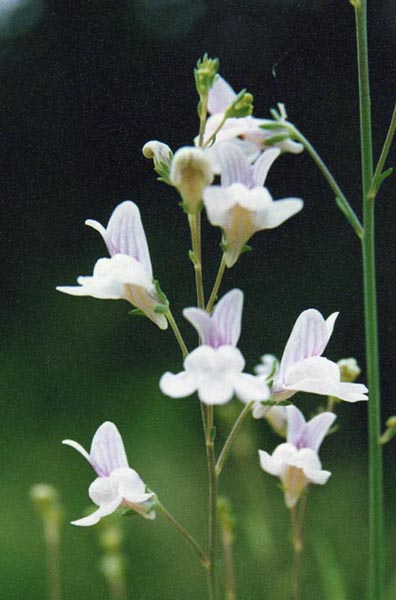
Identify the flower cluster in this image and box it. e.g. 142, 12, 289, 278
57, 56, 368, 566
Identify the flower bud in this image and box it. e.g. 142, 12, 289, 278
142, 140, 173, 185
170, 147, 214, 213
225, 89, 254, 119
337, 357, 361, 382
194, 54, 219, 97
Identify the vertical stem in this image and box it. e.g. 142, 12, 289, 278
220, 525, 236, 600
354, 3, 384, 598
44, 522, 62, 600
289, 495, 307, 600
189, 208, 217, 599
206, 406, 218, 600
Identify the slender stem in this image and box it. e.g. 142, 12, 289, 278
368, 102, 396, 200
189, 213, 205, 310
199, 94, 209, 148
216, 402, 253, 477
206, 255, 227, 314
206, 406, 218, 600
289, 494, 307, 600
166, 309, 189, 358
354, 3, 384, 598
157, 500, 209, 568
203, 115, 228, 148
219, 521, 237, 600
44, 522, 62, 600
287, 124, 363, 239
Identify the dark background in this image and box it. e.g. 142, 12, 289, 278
1, 1, 395, 598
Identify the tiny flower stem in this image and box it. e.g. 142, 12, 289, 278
354, 2, 384, 597
215, 402, 254, 477
206, 255, 227, 314
165, 309, 189, 358
286, 123, 363, 239
206, 405, 218, 600
189, 213, 205, 310
203, 115, 228, 149
156, 500, 210, 569
368, 102, 396, 201
44, 520, 62, 600
199, 94, 209, 148
289, 494, 307, 600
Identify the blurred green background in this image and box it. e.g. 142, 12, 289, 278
1, 0, 396, 598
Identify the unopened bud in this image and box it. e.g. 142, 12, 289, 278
337, 358, 361, 382
142, 140, 173, 185
100, 554, 125, 581
194, 54, 219, 97
225, 89, 254, 119
170, 147, 214, 213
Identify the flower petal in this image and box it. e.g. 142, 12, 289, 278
62, 439, 92, 465
212, 288, 244, 347
231, 373, 269, 403
215, 142, 253, 187
207, 76, 236, 114
278, 309, 335, 383
159, 371, 197, 398
286, 405, 307, 447
90, 422, 129, 478
252, 147, 281, 187
71, 497, 122, 527
86, 201, 153, 278
301, 411, 336, 452
254, 197, 303, 230
183, 308, 214, 346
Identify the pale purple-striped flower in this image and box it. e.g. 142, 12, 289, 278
63, 422, 155, 526
203, 142, 303, 267
271, 309, 368, 403
198, 75, 303, 157
160, 289, 269, 405
57, 201, 168, 329
259, 405, 335, 508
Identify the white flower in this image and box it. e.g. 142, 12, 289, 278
183, 289, 243, 348
252, 354, 287, 434
203, 142, 303, 267
198, 75, 304, 156
259, 405, 335, 507
57, 201, 168, 330
63, 421, 155, 526
271, 309, 368, 402
160, 345, 269, 406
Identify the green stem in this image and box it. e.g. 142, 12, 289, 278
215, 402, 253, 477
368, 102, 396, 200
206, 255, 227, 314
203, 114, 227, 148
189, 213, 205, 310
44, 522, 62, 600
289, 494, 307, 600
166, 309, 189, 358
354, 3, 384, 598
199, 94, 209, 148
157, 500, 209, 568
206, 406, 218, 600
287, 124, 363, 239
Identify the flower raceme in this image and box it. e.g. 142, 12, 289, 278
258, 309, 368, 403
259, 405, 335, 508
203, 142, 303, 267
56, 201, 168, 330
63, 421, 155, 526
160, 289, 270, 405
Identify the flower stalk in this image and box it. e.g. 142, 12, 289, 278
354, 2, 384, 598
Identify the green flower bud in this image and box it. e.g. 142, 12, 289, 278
225, 89, 254, 119
194, 54, 219, 97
